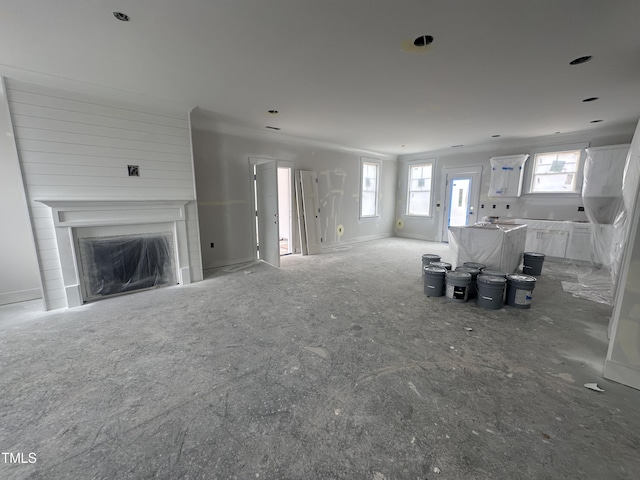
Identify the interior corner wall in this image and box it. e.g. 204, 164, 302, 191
395, 129, 635, 242
5, 78, 203, 310
190, 126, 396, 270
0, 78, 41, 305
604, 118, 640, 391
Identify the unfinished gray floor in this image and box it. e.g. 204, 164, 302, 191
1, 237, 639, 480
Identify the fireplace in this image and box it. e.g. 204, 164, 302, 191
37, 200, 192, 307
77, 232, 175, 301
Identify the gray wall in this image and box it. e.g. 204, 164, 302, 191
396, 129, 635, 242
190, 115, 397, 270
0, 77, 41, 305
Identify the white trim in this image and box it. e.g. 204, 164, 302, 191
405, 159, 435, 217
36, 199, 192, 307
323, 233, 393, 249
0, 288, 42, 306
359, 157, 382, 219
604, 360, 640, 391
524, 142, 589, 195
440, 165, 483, 242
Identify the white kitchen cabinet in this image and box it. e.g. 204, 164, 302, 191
566, 222, 593, 262
488, 154, 529, 198
515, 219, 570, 257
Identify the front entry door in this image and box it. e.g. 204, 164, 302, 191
441, 166, 482, 242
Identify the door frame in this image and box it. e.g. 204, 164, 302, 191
441, 165, 483, 242
277, 161, 296, 255
249, 158, 296, 262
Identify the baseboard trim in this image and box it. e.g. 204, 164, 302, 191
604, 359, 640, 391
202, 256, 256, 271
323, 233, 393, 249
0, 288, 42, 306
395, 232, 442, 242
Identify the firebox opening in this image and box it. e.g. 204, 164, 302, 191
78, 233, 175, 302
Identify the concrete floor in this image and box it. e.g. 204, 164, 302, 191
1, 237, 639, 480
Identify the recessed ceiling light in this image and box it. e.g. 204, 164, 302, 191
267, 110, 279, 114
265, 126, 281, 130
582, 97, 599, 102
590, 119, 603, 123
491, 135, 501, 138
113, 12, 130, 22
451, 144, 464, 148
413, 35, 434, 47
569, 55, 592, 65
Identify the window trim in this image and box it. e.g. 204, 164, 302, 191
359, 157, 381, 219
405, 160, 435, 218
524, 143, 589, 196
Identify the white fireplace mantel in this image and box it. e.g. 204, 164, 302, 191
36, 199, 193, 307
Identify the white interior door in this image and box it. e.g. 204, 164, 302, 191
297, 170, 322, 255
441, 166, 482, 241
256, 161, 280, 267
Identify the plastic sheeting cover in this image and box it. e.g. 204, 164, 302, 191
448, 223, 527, 273
488, 154, 529, 197
79, 233, 175, 300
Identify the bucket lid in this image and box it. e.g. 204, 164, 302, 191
507, 274, 537, 284
431, 261, 452, 269
477, 274, 507, 284
446, 271, 471, 279
456, 266, 480, 275
424, 266, 447, 274
480, 268, 506, 277
524, 252, 545, 258
422, 253, 440, 259
463, 262, 486, 269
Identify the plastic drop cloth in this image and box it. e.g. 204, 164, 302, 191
448, 223, 527, 273
78, 233, 175, 300
560, 144, 633, 305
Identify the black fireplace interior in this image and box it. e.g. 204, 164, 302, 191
79, 234, 175, 300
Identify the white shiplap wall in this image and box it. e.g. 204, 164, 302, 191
6, 79, 203, 310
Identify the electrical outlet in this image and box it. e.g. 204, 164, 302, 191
492, 204, 497, 209
210, 242, 214, 248
506, 204, 510, 209
578, 206, 585, 212
481, 204, 485, 209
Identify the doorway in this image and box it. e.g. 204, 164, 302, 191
441, 166, 483, 242
251, 159, 296, 267
277, 166, 293, 256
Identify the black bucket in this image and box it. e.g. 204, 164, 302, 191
422, 254, 441, 277
523, 252, 545, 276
424, 266, 447, 297
445, 271, 471, 303
506, 274, 537, 309
455, 266, 480, 299
476, 274, 507, 310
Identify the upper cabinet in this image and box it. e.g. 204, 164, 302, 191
488, 154, 529, 198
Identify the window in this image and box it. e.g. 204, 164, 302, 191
360, 159, 379, 218
530, 149, 581, 193
407, 163, 433, 216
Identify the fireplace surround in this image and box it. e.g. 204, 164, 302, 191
37, 199, 192, 307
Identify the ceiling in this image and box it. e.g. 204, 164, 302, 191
1, 0, 639, 155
